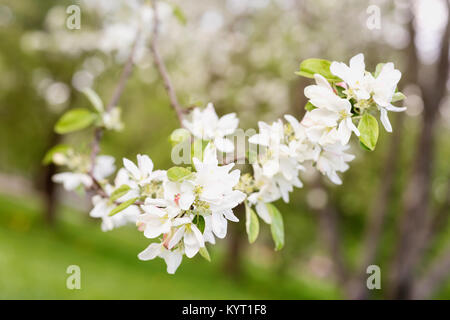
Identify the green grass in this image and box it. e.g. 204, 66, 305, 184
0, 194, 340, 299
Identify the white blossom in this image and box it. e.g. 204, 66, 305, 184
123, 154, 166, 186
315, 143, 355, 185
365, 63, 405, 132
303, 74, 360, 145
330, 53, 371, 100
182, 103, 239, 153
138, 242, 183, 274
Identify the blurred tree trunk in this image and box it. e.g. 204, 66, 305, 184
223, 203, 245, 278
390, 0, 450, 299
38, 127, 62, 226
350, 7, 419, 299
349, 113, 405, 299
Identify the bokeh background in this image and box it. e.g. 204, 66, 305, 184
0, 0, 449, 299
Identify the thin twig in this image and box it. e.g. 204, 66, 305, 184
150, 0, 185, 126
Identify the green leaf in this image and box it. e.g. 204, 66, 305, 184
192, 215, 205, 234
167, 166, 193, 182
42, 144, 71, 165
169, 128, 191, 147
109, 197, 138, 216
199, 246, 211, 262
266, 203, 284, 251
245, 203, 259, 244
109, 184, 131, 202
305, 101, 317, 112
54, 108, 97, 134
358, 113, 379, 151
172, 5, 187, 25
391, 92, 406, 103
82, 88, 104, 113
191, 139, 209, 160
296, 58, 341, 82
374, 63, 385, 78
359, 140, 372, 151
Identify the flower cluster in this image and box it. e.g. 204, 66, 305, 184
49, 53, 406, 273
243, 53, 405, 225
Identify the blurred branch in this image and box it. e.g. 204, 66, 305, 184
150, 0, 185, 126
314, 179, 349, 288
413, 249, 450, 299
89, 28, 142, 176
390, 0, 450, 299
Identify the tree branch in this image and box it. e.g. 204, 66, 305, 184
150, 0, 185, 126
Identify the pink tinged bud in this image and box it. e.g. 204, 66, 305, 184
162, 233, 170, 249
137, 222, 145, 232
336, 82, 348, 89
174, 193, 181, 206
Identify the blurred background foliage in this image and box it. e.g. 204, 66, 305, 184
0, 0, 449, 299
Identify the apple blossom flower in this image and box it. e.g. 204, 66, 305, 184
52, 155, 116, 191
123, 154, 166, 186
89, 168, 140, 231
303, 74, 360, 145
168, 216, 205, 258
315, 143, 355, 185
182, 102, 239, 153
330, 53, 371, 100
365, 63, 405, 132
138, 242, 183, 274
192, 144, 245, 239
52, 172, 93, 191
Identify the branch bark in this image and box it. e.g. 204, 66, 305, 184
150, 0, 185, 126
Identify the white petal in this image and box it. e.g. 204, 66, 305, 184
263, 159, 279, 177
137, 154, 153, 177
349, 53, 365, 76
123, 158, 140, 180
214, 137, 234, 153
168, 225, 186, 249
385, 104, 406, 112
138, 243, 162, 261
255, 201, 272, 224
217, 113, 239, 136
162, 249, 183, 274
143, 219, 171, 239
211, 212, 227, 239
379, 108, 392, 132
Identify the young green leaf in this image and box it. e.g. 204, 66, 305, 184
305, 101, 317, 112
391, 92, 406, 103
374, 63, 385, 78
109, 197, 138, 216
109, 184, 131, 202
42, 144, 71, 165
199, 246, 211, 262
167, 166, 193, 182
82, 88, 104, 113
296, 58, 341, 82
266, 203, 284, 251
191, 139, 209, 160
358, 113, 379, 151
54, 108, 97, 134
245, 202, 260, 244
192, 215, 205, 234
172, 5, 187, 25
169, 128, 191, 147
